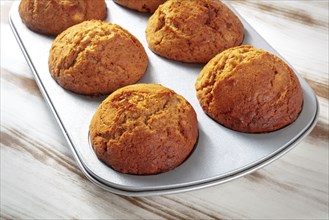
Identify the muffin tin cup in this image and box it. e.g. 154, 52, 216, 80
10, 1, 319, 196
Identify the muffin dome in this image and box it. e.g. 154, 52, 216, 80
146, 0, 244, 63
48, 20, 148, 95
113, 0, 166, 13
89, 84, 198, 174
19, 0, 107, 35
195, 45, 303, 133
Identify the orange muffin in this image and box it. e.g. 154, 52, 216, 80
48, 20, 148, 95
146, 0, 244, 63
195, 45, 303, 133
19, 0, 107, 35
89, 84, 198, 175
113, 0, 166, 13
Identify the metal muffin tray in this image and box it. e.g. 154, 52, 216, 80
10, 1, 318, 196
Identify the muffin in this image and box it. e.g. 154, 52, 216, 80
113, 0, 166, 13
146, 0, 244, 63
18, 0, 107, 35
48, 20, 148, 96
89, 84, 198, 175
195, 45, 303, 133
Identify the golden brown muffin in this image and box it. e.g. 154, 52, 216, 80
18, 0, 107, 35
89, 84, 198, 175
195, 45, 303, 133
49, 20, 148, 96
145, 0, 244, 63
113, 0, 166, 13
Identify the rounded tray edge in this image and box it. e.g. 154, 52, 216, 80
77, 104, 319, 197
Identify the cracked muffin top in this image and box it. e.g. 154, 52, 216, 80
19, 0, 107, 35
89, 84, 198, 175
48, 20, 148, 95
195, 45, 303, 133
145, 0, 244, 63
113, 0, 167, 13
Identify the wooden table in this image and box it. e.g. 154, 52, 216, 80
1, 1, 328, 219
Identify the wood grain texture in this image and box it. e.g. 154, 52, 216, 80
1, 0, 328, 219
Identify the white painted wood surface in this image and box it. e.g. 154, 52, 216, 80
1, 0, 328, 219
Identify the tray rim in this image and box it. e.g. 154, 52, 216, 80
80, 109, 318, 196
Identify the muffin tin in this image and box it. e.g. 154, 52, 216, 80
10, 1, 318, 196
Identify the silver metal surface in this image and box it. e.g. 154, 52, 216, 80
10, 1, 318, 196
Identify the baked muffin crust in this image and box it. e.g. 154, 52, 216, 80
195, 45, 303, 133
146, 0, 244, 63
19, 0, 107, 35
89, 84, 198, 174
49, 20, 148, 95
113, 0, 166, 13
